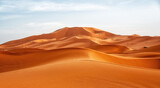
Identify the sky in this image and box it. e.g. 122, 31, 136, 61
0, 0, 160, 43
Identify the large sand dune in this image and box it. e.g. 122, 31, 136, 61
1, 59, 160, 88
1, 27, 160, 50
0, 27, 160, 88
0, 48, 160, 72
0, 48, 160, 88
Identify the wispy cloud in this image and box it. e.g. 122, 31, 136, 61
0, 0, 160, 44
0, 15, 23, 20
29, 2, 108, 12
0, 4, 16, 12
25, 22, 109, 30
0, 1, 108, 12
119, 0, 135, 5
25, 22, 67, 34
26, 22, 64, 27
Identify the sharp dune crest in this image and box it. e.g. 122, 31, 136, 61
0, 48, 160, 72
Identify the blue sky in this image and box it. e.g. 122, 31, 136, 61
0, 0, 160, 43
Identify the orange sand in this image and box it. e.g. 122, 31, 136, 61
0, 27, 160, 88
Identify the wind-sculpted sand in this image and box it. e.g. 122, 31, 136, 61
1, 27, 160, 50
0, 27, 160, 88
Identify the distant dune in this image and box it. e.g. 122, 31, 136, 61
133, 45, 160, 53
0, 27, 160, 88
1, 27, 160, 50
119, 45, 160, 59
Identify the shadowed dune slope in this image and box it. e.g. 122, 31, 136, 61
1, 48, 44, 55
116, 36, 160, 49
119, 45, 160, 59
90, 45, 130, 54
133, 45, 160, 53
0, 48, 160, 73
40, 36, 100, 50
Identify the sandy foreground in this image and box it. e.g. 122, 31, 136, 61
0, 27, 160, 88
0, 48, 160, 88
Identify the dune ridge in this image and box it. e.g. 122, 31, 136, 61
1, 27, 160, 50
0, 27, 160, 88
0, 48, 160, 73
0, 48, 160, 88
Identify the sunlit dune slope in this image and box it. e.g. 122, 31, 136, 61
0, 56, 160, 88
118, 52, 160, 59
0, 27, 160, 88
0, 27, 115, 48
0, 48, 160, 73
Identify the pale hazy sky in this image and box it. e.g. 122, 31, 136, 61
0, 0, 160, 43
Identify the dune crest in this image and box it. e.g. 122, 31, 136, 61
0, 48, 160, 73
0, 48, 160, 88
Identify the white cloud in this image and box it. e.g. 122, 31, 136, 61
29, 2, 108, 12
0, 15, 23, 20
25, 22, 66, 34
0, 1, 108, 12
119, 0, 135, 5
0, 4, 16, 12
26, 22, 64, 27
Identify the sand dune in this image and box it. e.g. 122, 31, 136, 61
0, 48, 160, 88
117, 45, 160, 59
2, 48, 44, 54
133, 45, 160, 53
1, 27, 160, 50
118, 52, 160, 59
0, 27, 160, 88
0, 27, 115, 49
1, 61, 160, 88
90, 45, 130, 54
0, 48, 160, 73
116, 36, 160, 49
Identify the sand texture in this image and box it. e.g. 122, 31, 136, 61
0, 27, 160, 88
